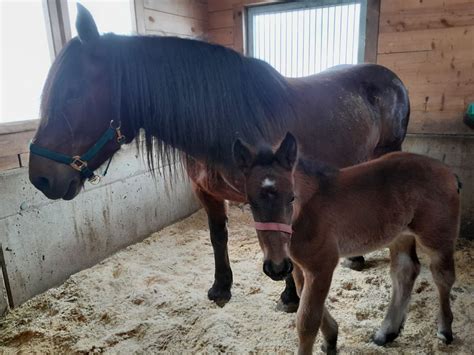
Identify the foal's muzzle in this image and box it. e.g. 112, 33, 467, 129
263, 258, 293, 281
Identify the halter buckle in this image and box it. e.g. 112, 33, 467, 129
89, 175, 101, 185
70, 156, 87, 172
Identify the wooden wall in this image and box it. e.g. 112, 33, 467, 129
134, 0, 208, 37
377, 0, 474, 135
0, 121, 37, 171
207, 0, 279, 51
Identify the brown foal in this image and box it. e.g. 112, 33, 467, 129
233, 133, 460, 354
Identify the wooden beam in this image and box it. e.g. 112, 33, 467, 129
364, 0, 381, 63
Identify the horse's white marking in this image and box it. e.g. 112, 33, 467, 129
262, 178, 275, 188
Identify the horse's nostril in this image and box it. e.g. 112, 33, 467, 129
263, 260, 272, 277
36, 177, 50, 191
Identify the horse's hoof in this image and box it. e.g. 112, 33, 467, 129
437, 331, 453, 344
373, 330, 399, 346
276, 299, 299, 313
342, 256, 365, 271
207, 285, 231, 307
321, 342, 337, 354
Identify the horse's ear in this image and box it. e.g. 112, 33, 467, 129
76, 3, 100, 43
233, 139, 254, 173
275, 132, 298, 170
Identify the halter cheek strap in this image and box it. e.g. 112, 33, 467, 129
29, 120, 126, 184
254, 222, 293, 235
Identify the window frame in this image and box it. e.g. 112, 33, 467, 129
245, 0, 379, 66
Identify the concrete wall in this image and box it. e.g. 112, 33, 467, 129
403, 135, 474, 240
0, 145, 200, 314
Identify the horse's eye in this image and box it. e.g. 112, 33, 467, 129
289, 196, 295, 203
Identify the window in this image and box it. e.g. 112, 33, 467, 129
246, 0, 368, 78
1, 0, 53, 123
0, 0, 133, 124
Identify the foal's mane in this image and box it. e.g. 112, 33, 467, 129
253, 146, 339, 190
42, 34, 297, 171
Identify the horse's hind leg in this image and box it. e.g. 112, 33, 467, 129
429, 250, 455, 344
374, 234, 420, 345
193, 186, 232, 306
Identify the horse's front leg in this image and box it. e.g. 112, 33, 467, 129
278, 274, 300, 313
193, 185, 233, 306
296, 267, 335, 355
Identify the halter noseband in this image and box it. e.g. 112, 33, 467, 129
254, 222, 293, 235
29, 120, 126, 184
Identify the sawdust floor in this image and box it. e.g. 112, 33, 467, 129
1, 206, 473, 354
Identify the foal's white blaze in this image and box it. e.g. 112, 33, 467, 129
262, 178, 275, 188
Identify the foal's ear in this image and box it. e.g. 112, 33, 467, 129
275, 132, 298, 170
76, 3, 100, 43
233, 139, 254, 173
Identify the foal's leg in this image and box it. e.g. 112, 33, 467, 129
296, 268, 335, 355
374, 235, 420, 345
193, 187, 233, 306
429, 250, 456, 344
278, 273, 300, 313
320, 307, 338, 355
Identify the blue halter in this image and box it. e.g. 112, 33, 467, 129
29, 121, 126, 184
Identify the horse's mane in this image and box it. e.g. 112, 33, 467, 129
42, 34, 297, 171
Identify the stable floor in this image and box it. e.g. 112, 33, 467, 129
1, 206, 473, 354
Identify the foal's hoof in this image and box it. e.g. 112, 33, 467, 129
276, 299, 299, 313
342, 256, 365, 271
373, 330, 400, 346
437, 331, 453, 344
207, 285, 231, 307
321, 342, 337, 354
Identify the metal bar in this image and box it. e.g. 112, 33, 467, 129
0, 244, 15, 308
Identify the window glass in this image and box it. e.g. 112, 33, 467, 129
248, 1, 365, 78
0, 0, 52, 123
68, 0, 133, 37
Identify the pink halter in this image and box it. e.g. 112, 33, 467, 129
254, 222, 293, 235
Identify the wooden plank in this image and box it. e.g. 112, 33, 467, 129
208, 28, 234, 45
0, 155, 20, 171
0, 120, 38, 135
233, 4, 244, 53
378, 25, 474, 54
380, 0, 472, 14
408, 110, 472, 135
146, 30, 194, 38
209, 10, 234, 29
380, 2, 474, 33
0, 131, 34, 158
144, 0, 208, 21
144, 9, 206, 37
208, 0, 240, 12
364, 0, 381, 63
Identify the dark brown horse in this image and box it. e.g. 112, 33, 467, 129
28, 5, 410, 310
234, 133, 460, 354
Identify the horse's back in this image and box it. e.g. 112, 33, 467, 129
289, 64, 410, 166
